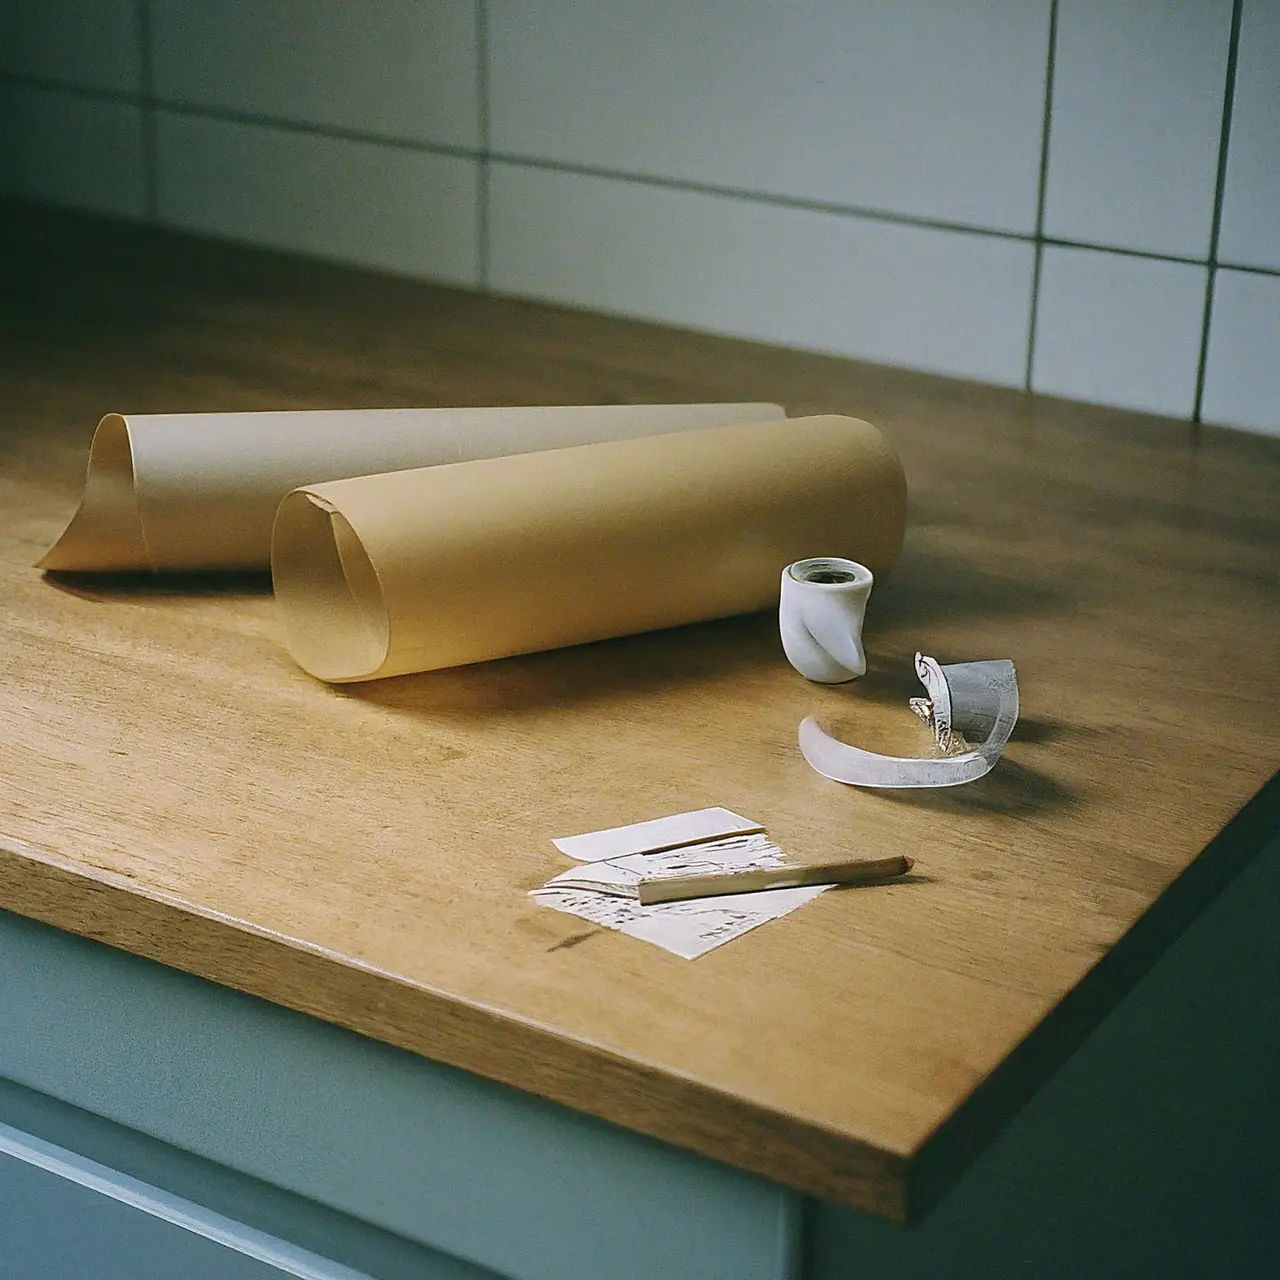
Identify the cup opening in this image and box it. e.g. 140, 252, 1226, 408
789, 557, 873, 588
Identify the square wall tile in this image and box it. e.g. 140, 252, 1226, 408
155, 112, 479, 285
489, 1, 1050, 234
0, 82, 147, 219
1032, 246, 1206, 417
151, 1, 479, 148
1044, 0, 1231, 259
0, 0, 141, 94
1201, 269, 1280, 437
1218, 2, 1280, 271
489, 163, 1034, 387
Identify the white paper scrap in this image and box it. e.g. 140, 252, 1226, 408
531, 883, 826, 960
799, 653, 1019, 788
551, 807, 763, 862
534, 825, 828, 958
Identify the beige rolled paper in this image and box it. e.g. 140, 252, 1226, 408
271, 415, 907, 682
39, 403, 784, 572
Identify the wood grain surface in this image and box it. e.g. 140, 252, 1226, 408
1, 202, 1277, 1220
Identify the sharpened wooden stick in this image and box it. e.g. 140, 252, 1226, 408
637, 855, 915, 905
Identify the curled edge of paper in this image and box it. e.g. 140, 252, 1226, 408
39, 414, 151, 572
798, 653, 1019, 788
270, 489, 391, 682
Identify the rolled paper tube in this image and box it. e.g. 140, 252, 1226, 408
271, 415, 908, 682
39, 402, 785, 572
779, 556, 874, 683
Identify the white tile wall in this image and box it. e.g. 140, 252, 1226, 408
150, 0, 479, 148
1044, 0, 1231, 259
3, 0, 1278, 433
488, 0, 1049, 234
1201, 269, 1280, 437
0, 81, 147, 219
0, 0, 140, 94
1218, 2, 1280, 272
155, 112, 479, 285
1031, 246, 1207, 417
490, 162, 1034, 386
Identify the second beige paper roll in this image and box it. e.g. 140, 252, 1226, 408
41, 402, 781, 572
272, 415, 907, 682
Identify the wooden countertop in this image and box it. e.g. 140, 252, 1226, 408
1, 202, 1277, 1222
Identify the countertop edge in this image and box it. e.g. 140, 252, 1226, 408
907, 768, 1280, 1220
0, 835, 912, 1219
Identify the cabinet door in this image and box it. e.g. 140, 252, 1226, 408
0, 1123, 366, 1280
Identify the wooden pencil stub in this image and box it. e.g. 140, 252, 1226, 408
637, 855, 914, 905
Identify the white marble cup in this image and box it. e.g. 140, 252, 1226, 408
779, 557, 874, 683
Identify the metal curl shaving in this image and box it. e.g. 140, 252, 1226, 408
799, 653, 1019, 788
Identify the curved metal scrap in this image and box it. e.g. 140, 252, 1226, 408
799, 653, 1019, 788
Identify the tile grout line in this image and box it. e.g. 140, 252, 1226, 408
1024, 0, 1059, 394
0, 69, 1036, 245
1192, 0, 1244, 434
156, 95, 480, 160
1037, 235, 1195, 268
482, 147, 1034, 244
135, 0, 158, 221
475, 0, 491, 290
8, 63, 1280, 282
5, 51, 1280, 277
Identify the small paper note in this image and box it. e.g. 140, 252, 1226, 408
551, 807, 762, 862
533, 825, 827, 959
531, 884, 826, 961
